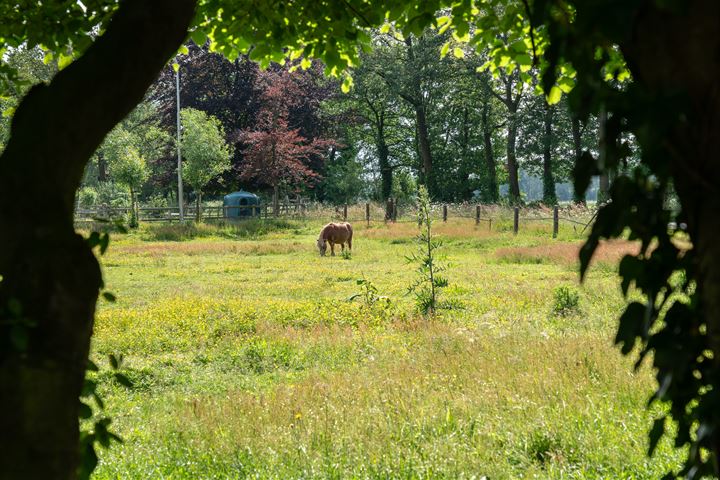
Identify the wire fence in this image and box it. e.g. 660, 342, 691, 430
75, 201, 598, 237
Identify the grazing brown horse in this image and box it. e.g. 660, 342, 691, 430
317, 222, 353, 256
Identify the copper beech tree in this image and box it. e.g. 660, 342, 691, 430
238, 71, 336, 213
1, 0, 720, 479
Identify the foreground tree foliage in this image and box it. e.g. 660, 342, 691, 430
527, 1, 720, 477
1, 1, 719, 479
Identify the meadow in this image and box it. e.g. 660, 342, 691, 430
87, 216, 682, 479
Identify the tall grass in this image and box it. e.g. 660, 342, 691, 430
87, 218, 680, 478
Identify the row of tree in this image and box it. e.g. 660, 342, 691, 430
2, 31, 610, 211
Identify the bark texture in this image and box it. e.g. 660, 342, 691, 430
0, 1, 196, 478
620, 0, 720, 468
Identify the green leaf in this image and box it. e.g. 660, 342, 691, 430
102, 291, 116, 303
172, 62, 180, 73
114, 373, 133, 389
77, 440, 98, 480
615, 302, 645, 354
341, 74, 353, 93
81, 379, 97, 398
79, 402, 93, 419
546, 86, 562, 105
452, 47, 464, 59
440, 42, 450, 58
58, 52, 73, 70
190, 29, 207, 47
99, 233, 110, 255
516, 53, 532, 66
108, 353, 123, 369
558, 76, 575, 93
178, 45, 189, 55
648, 417, 665, 457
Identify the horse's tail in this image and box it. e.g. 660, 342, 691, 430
346, 223, 353, 249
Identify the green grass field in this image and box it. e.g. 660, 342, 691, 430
87, 218, 682, 479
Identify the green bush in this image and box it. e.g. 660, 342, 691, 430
77, 186, 99, 208
96, 181, 130, 208
551, 285, 580, 316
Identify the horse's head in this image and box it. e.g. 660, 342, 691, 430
317, 237, 327, 256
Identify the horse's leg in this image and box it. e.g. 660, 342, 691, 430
341, 243, 345, 253
348, 236, 352, 251
330, 242, 335, 256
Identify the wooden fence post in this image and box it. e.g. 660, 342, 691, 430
443, 204, 448, 222
513, 207, 519, 235
475, 205, 480, 225
365, 203, 370, 226
553, 206, 559, 238
343, 204, 348, 221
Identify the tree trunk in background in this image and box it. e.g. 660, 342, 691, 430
97, 154, 108, 182
273, 184, 279, 217
597, 108, 609, 203
570, 115, 585, 204
376, 117, 393, 201
129, 187, 138, 228
542, 103, 557, 205
195, 191, 202, 223
502, 75, 522, 204
481, 96, 498, 203
458, 107, 472, 199
0, 1, 196, 478
404, 37, 433, 195
415, 104, 433, 193
506, 106, 520, 203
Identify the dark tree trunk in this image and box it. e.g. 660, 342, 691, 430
129, 187, 138, 228
273, 184, 279, 217
97, 154, 108, 183
0, 1, 195, 479
619, 0, 720, 469
195, 191, 202, 223
458, 107, 473, 199
376, 115, 393, 201
570, 115, 585, 204
415, 103, 433, 192
542, 102, 557, 205
506, 106, 520, 203
404, 36, 433, 195
481, 95, 498, 203
500, 76, 522, 204
597, 108, 610, 203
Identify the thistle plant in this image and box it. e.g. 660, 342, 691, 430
407, 185, 448, 314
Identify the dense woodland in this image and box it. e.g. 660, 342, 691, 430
2, 31, 608, 209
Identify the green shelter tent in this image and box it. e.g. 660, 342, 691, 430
223, 191, 261, 219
